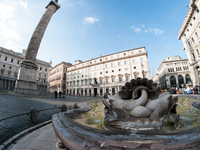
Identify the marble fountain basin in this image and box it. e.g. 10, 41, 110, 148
52, 96, 200, 150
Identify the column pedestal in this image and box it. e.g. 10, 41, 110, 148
14, 61, 38, 95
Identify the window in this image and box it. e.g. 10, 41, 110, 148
188, 42, 191, 47
124, 53, 126, 56
112, 70, 114, 72
40, 67, 42, 70
119, 69, 121, 71
3, 64, 5, 68
105, 64, 108, 68
193, 17, 196, 20
81, 81, 83, 85
17, 60, 20, 64
15, 67, 18, 71
111, 63, 113, 67
124, 60, 127, 65
126, 76, 129, 81
100, 72, 102, 74
190, 23, 192, 26
192, 37, 195, 43
139, 50, 142, 53
192, 53, 196, 60
106, 78, 108, 83
197, 9, 199, 13
143, 74, 146, 78
131, 52, 134, 54
117, 54, 119, 57
45, 68, 47, 71
118, 62, 120, 66
195, 32, 199, 38
119, 77, 122, 82
135, 75, 137, 79
134, 66, 136, 69
85, 80, 87, 85
4, 57, 7, 61
106, 71, 108, 73
100, 59, 102, 61
9, 66, 12, 69
125, 68, 128, 71
39, 73, 41, 76
100, 79, 102, 84
187, 29, 189, 32
11, 59, 13, 63
140, 58, 143, 62
132, 59, 135, 63
197, 49, 200, 56
82, 75, 84, 77
112, 77, 115, 82
105, 57, 107, 60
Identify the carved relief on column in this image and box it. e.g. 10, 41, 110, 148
25, 5, 57, 62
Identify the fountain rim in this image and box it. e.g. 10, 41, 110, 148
52, 98, 200, 149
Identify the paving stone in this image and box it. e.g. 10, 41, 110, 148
0, 94, 102, 145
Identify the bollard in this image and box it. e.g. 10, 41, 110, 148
30, 107, 37, 123
61, 104, 67, 112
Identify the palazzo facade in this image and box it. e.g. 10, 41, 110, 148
0, 47, 51, 94
66, 47, 150, 96
178, 0, 200, 86
49, 61, 72, 92
152, 56, 192, 89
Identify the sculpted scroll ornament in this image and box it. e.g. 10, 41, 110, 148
102, 77, 178, 131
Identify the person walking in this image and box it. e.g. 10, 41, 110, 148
59, 91, 61, 98
55, 91, 57, 98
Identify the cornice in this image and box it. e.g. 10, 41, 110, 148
178, 0, 197, 39
67, 52, 148, 72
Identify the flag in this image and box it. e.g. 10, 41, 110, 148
94, 78, 98, 84
90, 78, 92, 85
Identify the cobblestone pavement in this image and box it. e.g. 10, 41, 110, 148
0, 94, 103, 145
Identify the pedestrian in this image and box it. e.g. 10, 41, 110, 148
170, 87, 176, 94
59, 91, 61, 98
55, 91, 57, 98
77, 92, 79, 98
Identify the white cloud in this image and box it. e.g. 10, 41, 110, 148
131, 26, 141, 33
131, 25, 164, 35
154, 28, 164, 35
141, 24, 145, 27
83, 17, 100, 24
19, 0, 27, 9
0, 0, 27, 52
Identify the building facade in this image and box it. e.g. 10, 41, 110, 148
178, 0, 200, 86
49, 61, 72, 92
66, 47, 150, 96
0, 47, 51, 94
152, 56, 192, 89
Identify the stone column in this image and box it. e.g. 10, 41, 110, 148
14, 1, 60, 95
8, 80, 10, 90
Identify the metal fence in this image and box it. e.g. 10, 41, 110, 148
0, 107, 61, 145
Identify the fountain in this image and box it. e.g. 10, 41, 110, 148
52, 78, 200, 149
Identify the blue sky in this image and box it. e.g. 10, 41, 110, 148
0, 0, 189, 77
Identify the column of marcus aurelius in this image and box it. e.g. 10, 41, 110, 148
14, 0, 60, 95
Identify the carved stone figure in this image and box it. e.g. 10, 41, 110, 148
102, 77, 178, 130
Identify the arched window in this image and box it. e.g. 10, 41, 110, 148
178, 75, 184, 88
185, 74, 191, 84
170, 76, 176, 87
